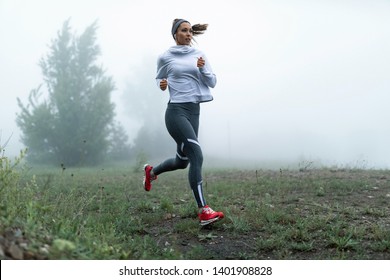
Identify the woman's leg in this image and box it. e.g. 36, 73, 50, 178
153, 103, 206, 208
152, 105, 190, 175
145, 103, 224, 224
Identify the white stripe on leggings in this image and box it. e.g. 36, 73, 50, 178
197, 181, 205, 207
187, 138, 200, 146
176, 152, 188, 161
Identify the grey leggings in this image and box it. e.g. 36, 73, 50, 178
153, 102, 206, 208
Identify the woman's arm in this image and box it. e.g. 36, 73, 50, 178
197, 56, 217, 88
156, 55, 169, 90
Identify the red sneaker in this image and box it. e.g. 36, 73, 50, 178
143, 164, 157, 191
198, 205, 224, 226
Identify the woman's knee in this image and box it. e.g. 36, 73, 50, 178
175, 158, 189, 169
185, 141, 203, 165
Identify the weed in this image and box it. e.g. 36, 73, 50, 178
177, 203, 197, 218
185, 245, 210, 259
256, 236, 285, 252
198, 232, 218, 242
127, 235, 178, 259
225, 214, 251, 233
363, 206, 386, 217
290, 241, 315, 252
329, 232, 359, 251
371, 240, 390, 252
134, 200, 155, 212
160, 197, 174, 213
316, 186, 325, 197
174, 219, 199, 234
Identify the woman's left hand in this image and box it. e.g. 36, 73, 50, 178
197, 57, 205, 68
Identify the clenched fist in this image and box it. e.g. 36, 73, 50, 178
197, 57, 205, 68
160, 79, 168, 91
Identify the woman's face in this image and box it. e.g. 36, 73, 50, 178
175, 22, 193, 45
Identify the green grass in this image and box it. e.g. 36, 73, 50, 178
1, 154, 390, 260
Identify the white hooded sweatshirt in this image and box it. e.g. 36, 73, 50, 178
156, 45, 217, 103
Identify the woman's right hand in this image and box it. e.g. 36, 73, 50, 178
160, 79, 168, 91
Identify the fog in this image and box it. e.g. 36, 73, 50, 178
1, 0, 390, 169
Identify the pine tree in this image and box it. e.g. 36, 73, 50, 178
16, 20, 116, 166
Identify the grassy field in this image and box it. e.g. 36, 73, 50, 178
1, 154, 390, 260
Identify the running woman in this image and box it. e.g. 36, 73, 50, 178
143, 18, 224, 226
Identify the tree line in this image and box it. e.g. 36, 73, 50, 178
16, 20, 171, 166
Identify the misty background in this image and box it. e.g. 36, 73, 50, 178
1, 0, 389, 169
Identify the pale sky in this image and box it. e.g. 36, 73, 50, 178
1, 0, 389, 168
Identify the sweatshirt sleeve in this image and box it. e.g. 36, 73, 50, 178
155, 54, 168, 87
199, 54, 217, 88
